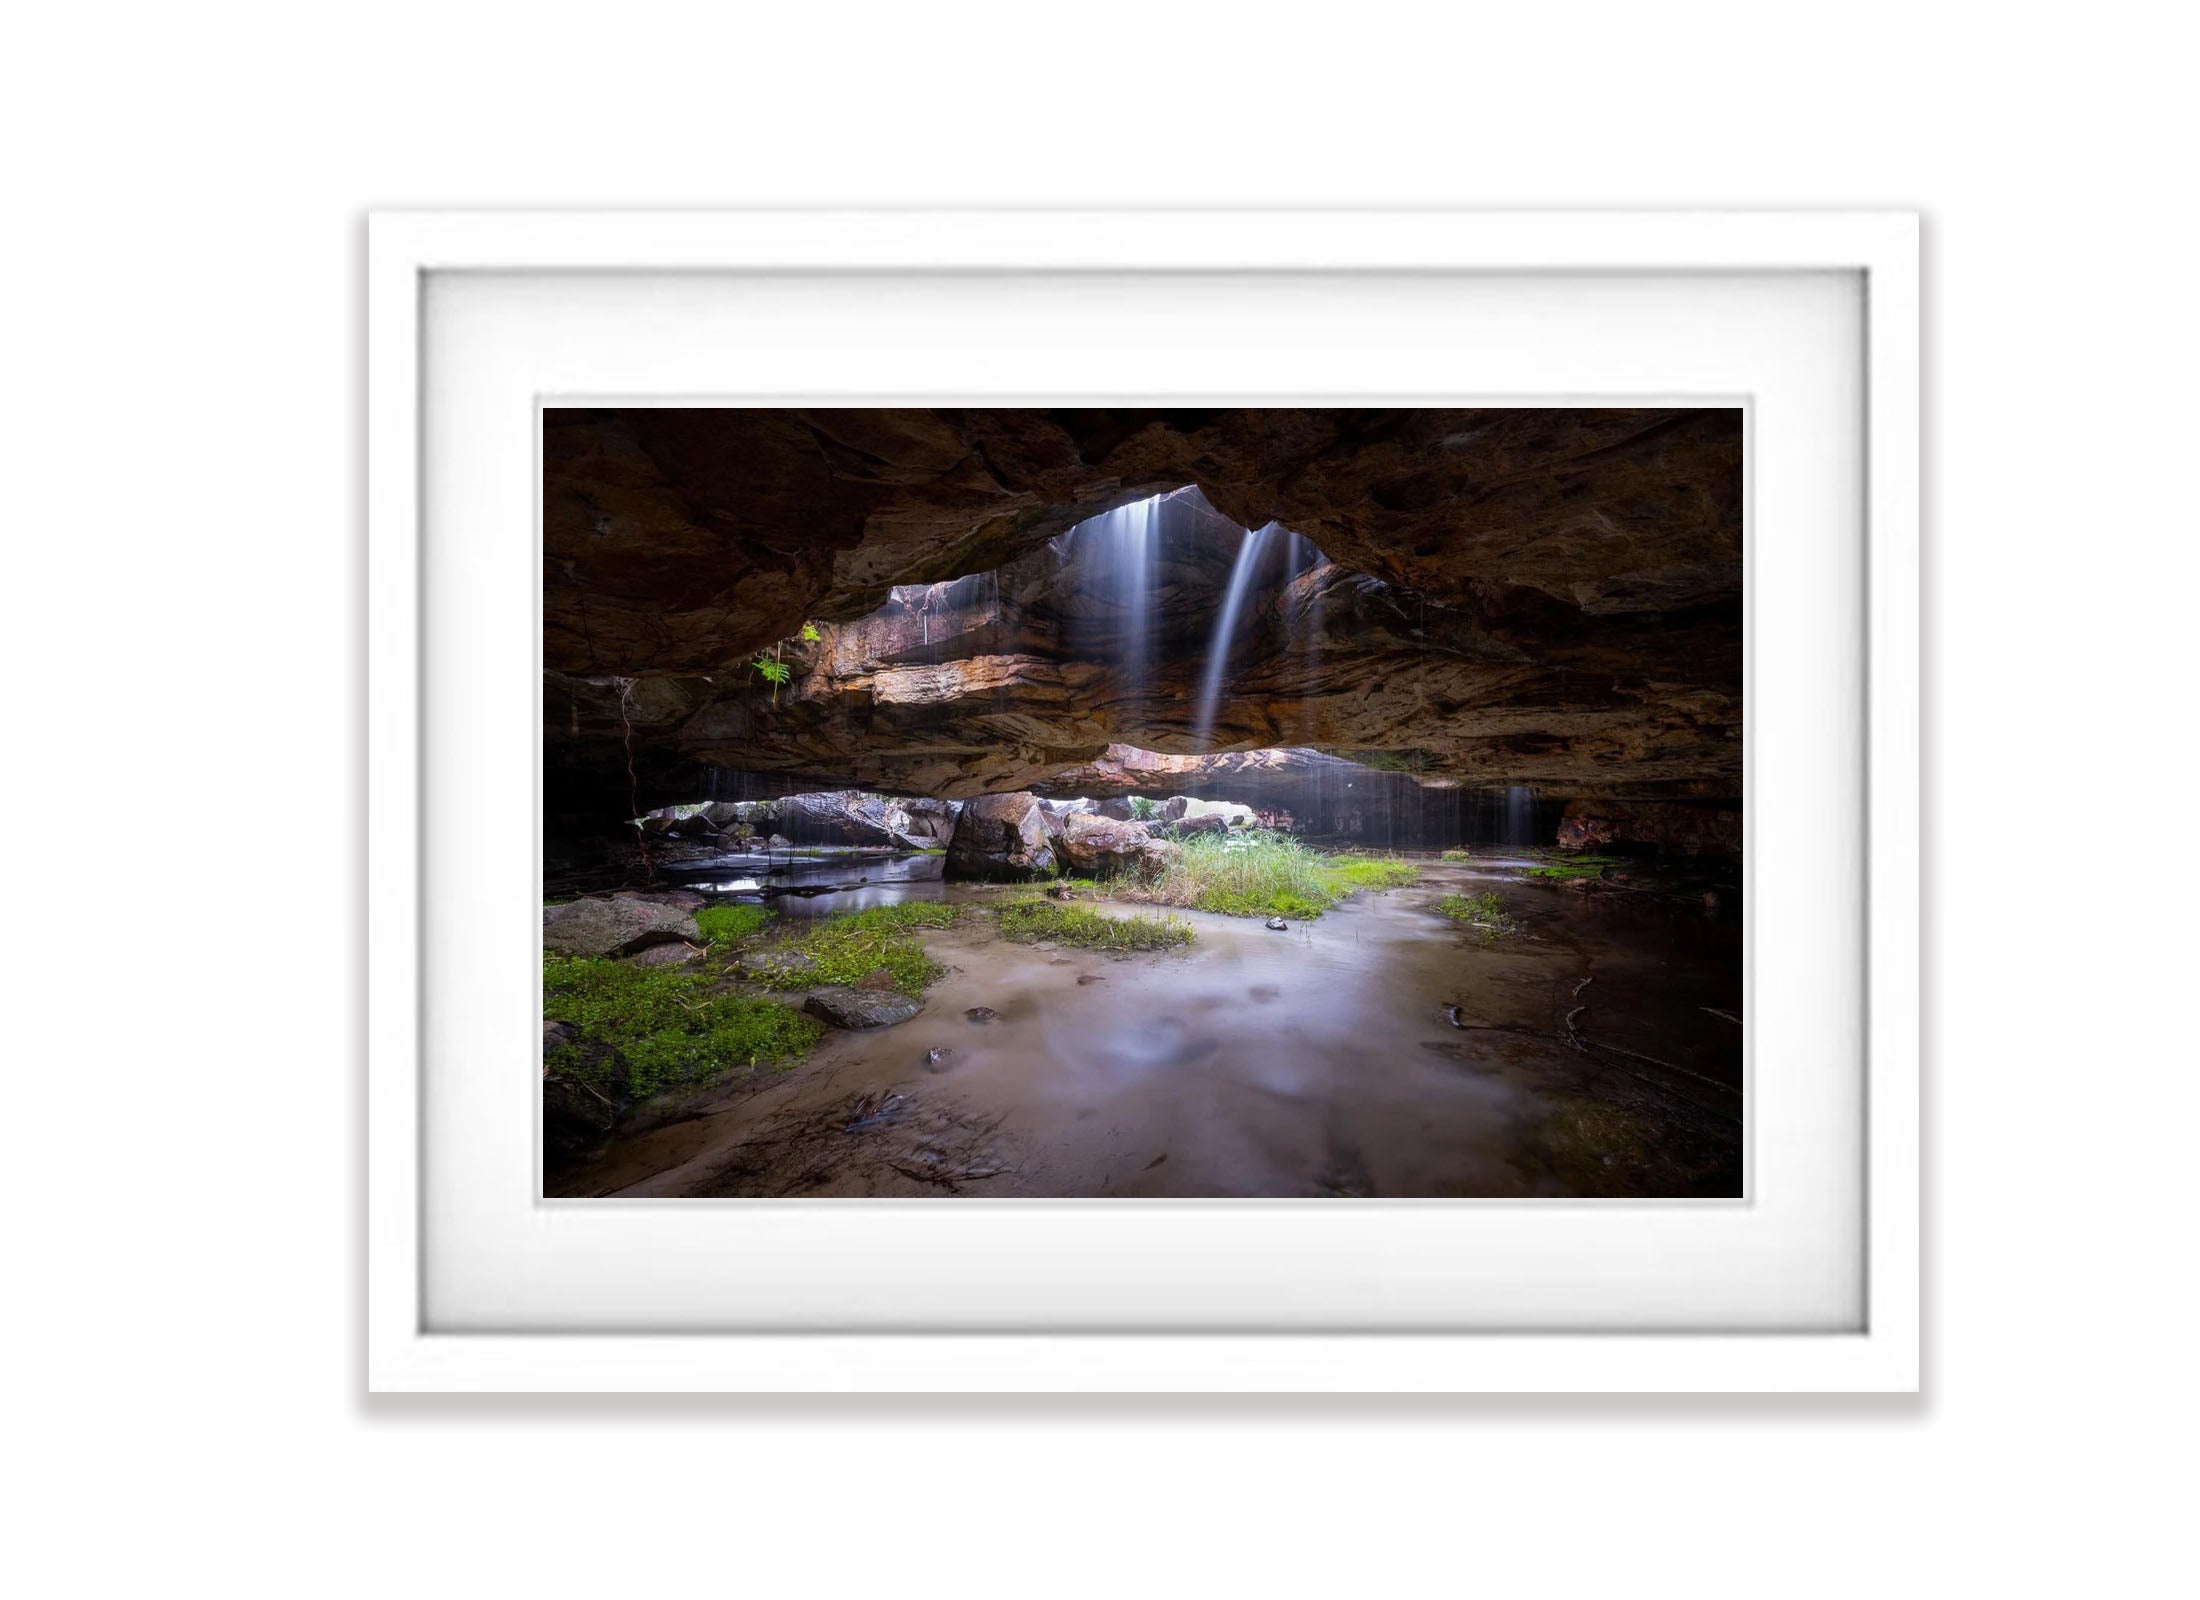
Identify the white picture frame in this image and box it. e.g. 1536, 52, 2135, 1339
368, 210, 1918, 1392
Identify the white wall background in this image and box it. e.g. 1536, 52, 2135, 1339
4, 3, 2190, 1595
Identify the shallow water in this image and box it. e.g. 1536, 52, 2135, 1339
663, 847, 947, 914
553, 861, 1743, 1200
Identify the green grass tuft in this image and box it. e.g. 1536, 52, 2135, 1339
1435, 889, 1516, 940
1129, 830, 1416, 918
694, 903, 772, 945
996, 898, 1194, 950
748, 901, 960, 996
543, 955, 819, 1099
1439, 848, 1473, 861
1527, 856, 1617, 882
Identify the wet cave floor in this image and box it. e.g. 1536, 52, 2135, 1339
549, 855, 1744, 1200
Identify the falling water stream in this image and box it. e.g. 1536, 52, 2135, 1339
1191, 522, 1276, 750
1062, 495, 1161, 699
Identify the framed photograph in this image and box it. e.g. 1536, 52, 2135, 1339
368, 211, 1917, 1391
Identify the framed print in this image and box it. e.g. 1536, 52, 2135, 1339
368, 211, 1918, 1390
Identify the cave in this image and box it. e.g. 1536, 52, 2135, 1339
542, 407, 1744, 1198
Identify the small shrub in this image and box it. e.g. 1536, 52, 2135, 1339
1439, 848, 1473, 861
694, 903, 771, 945
996, 898, 1194, 951
1127, 795, 1160, 821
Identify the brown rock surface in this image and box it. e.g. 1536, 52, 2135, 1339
543, 408, 1742, 838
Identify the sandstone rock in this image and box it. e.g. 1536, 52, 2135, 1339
624, 941, 703, 969
1059, 813, 1176, 881
605, 887, 707, 911
543, 896, 701, 958
1557, 814, 1616, 851
1095, 796, 1134, 821
542, 407, 1743, 841
945, 791, 1061, 879
1558, 799, 1740, 856
805, 986, 924, 1029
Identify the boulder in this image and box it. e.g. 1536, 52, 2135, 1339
1172, 813, 1229, 839
1158, 795, 1189, 823
1059, 813, 1178, 881
1095, 796, 1135, 821
1556, 814, 1614, 851
805, 986, 924, 1029
778, 790, 890, 845
543, 895, 701, 958
945, 791, 1062, 879
897, 797, 961, 844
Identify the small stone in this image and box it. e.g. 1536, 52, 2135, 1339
805, 986, 924, 1029
964, 1006, 1001, 1025
1077, 973, 1106, 985
924, 1046, 955, 1071
1265, 916, 1289, 931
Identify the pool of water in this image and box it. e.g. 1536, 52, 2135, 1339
663, 847, 948, 914
553, 860, 1745, 1200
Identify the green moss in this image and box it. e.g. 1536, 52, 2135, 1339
749, 901, 960, 996
1527, 857, 1616, 882
1321, 856, 1419, 893
543, 955, 819, 1099
1439, 848, 1473, 861
1435, 889, 1516, 941
694, 903, 772, 945
996, 898, 1194, 950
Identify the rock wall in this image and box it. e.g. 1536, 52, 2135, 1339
543, 408, 1743, 847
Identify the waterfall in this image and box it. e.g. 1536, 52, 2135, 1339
1061, 495, 1160, 696
1506, 784, 1534, 845
1191, 523, 1275, 751
1288, 531, 1326, 740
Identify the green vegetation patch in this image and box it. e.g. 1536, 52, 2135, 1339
749, 901, 961, 996
543, 955, 819, 1100
1527, 855, 1619, 882
996, 898, 1194, 951
694, 903, 772, 945
1435, 889, 1517, 940
1130, 830, 1418, 918
1439, 848, 1473, 862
